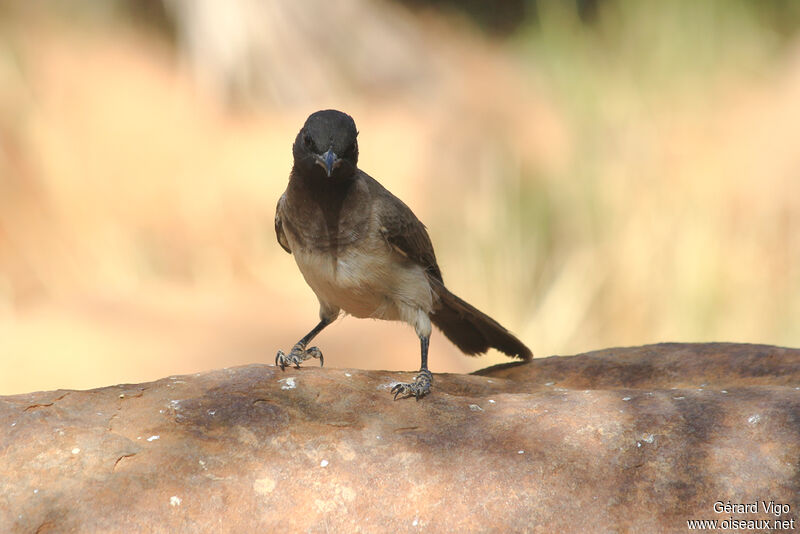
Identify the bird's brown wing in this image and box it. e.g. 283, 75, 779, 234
275, 194, 292, 254
378, 193, 443, 284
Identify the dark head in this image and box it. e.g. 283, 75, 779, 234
292, 110, 359, 180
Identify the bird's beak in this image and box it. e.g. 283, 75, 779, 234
315, 149, 337, 177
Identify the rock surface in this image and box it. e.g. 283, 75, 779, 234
1, 342, 798, 533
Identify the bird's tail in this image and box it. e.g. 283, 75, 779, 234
430, 282, 532, 360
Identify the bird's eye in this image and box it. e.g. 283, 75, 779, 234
303, 134, 314, 150
342, 142, 356, 159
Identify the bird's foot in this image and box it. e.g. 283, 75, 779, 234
391, 369, 432, 400
275, 343, 324, 370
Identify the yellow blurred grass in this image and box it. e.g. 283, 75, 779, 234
1, 3, 799, 394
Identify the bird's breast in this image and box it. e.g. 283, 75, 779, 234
291, 239, 433, 321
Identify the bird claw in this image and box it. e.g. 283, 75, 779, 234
275, 344, 324, 370
391, 369, 432, 400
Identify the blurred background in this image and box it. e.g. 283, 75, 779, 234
1, 0, 799, 394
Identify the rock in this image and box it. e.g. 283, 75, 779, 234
1, 342, 798, 533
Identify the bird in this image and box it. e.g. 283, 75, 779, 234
274, 109, 532, 399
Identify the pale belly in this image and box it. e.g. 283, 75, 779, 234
292, 244, 434, 322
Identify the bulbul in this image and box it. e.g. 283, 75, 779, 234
275, 110, 532, 399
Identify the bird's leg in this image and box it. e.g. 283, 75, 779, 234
275, 318, 331, 370
391, 335, 432, 400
